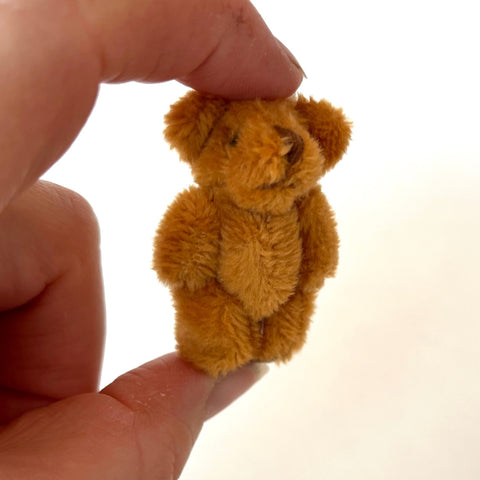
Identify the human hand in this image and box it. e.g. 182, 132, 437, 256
0, 0, 302, 478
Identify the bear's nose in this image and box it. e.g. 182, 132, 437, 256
274, 126, 304, 166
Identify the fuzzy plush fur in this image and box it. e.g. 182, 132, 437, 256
153, 91, 351, 377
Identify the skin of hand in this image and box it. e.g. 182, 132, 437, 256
0, 0, 302, 478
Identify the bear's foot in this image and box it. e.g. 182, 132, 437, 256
173, 282, 255, 377
254, 291, 316, 363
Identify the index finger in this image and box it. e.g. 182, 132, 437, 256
0, 0, 303, 212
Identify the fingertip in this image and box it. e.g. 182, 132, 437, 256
179, 32, 304, 100
172, 1, 304, 99
204, 363, 269, 420
102, 352, 216, 415
138, 355, 269, 422
276, 39, 308, 81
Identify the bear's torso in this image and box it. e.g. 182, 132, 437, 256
217, 202, 302, 320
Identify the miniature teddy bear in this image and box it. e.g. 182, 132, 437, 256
153, 90, 351, 377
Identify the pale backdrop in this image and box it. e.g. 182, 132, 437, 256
43, 0, 480, 478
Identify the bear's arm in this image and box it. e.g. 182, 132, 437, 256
153, 186, 220, 292
296, 185, 340, 292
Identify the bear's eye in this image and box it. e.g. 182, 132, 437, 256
228, 131, 240, 147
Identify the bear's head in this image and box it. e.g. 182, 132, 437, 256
164, 91, 351, 214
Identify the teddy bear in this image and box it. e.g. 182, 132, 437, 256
153, 90, 351, 377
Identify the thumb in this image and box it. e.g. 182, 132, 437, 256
0, 353, 267, 480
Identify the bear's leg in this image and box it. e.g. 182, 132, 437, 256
173, 281, 255, 377
255, 291, 317, 363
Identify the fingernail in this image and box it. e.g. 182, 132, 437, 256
277, 40, 307, 79
252, 362, 270, 381
204, 363, 269, 420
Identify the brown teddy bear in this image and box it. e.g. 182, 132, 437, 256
153, 90, 351, 377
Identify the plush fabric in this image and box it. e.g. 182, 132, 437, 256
153, 90, 351, 377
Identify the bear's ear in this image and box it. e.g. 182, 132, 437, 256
164, 90, 228, 164
295, 95, 352, 171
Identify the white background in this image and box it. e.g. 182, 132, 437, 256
43, 0, 480, 478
